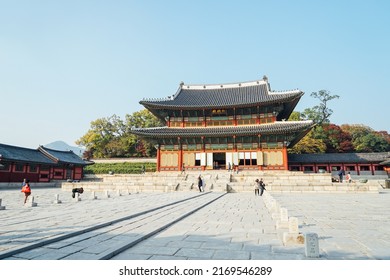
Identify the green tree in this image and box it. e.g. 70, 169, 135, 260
292, 90, 341, 153
288, 111, 303, 121
76, 115, 124, 158
123, 109, 164, 157
124, 109, 164, 130
288, 111, 327, 153
288, 130, 326, 154
341, 124, 390, 152
301, 90, 340, 125
77, 110, 164, 158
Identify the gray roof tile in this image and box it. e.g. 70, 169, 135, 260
288, 152, 390, 164
131, 121, 313, 138
0, 143, 54, 164
39, 146, 88, 165
140, 80, 303, 109
0, 143, 89, 166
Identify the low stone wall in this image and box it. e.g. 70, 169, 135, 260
91, 158, 156, 163
0, 182, 62, 190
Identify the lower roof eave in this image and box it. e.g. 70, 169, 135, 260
131, 121, 314, 139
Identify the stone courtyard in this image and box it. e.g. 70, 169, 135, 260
0, 172, 389, 260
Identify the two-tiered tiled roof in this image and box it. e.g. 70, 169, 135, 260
134, 76, 313, 147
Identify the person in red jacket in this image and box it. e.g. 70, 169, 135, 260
21, 179, 31, 204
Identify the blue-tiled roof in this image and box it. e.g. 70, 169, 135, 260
0, 143, 54, 164
39, 146, 88, 165
0, 143, 89, 166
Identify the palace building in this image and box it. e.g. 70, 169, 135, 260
0, 143, 92, 183
131, 76, 314, 172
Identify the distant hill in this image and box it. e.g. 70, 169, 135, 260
44, 141, 84, 157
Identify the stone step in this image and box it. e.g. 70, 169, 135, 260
62, 171, 381, 193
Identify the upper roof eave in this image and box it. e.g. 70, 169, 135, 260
140, 90, 303, 110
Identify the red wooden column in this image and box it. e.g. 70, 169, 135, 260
166, 116, 171, 127
201, 136, 206, 171
257, 134, 262, 171
282, 146, 288, 170
156, 146, 161, 172
178, 137, 183, 172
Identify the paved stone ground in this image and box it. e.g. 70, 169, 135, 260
0, 187, 389, 260
272, 190, 390, 260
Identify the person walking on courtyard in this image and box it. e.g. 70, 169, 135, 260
21, 179, 31, 204
338, 168, 345, 182
228, 162, 232, 172
181, 163, 185, 174
197, 175, 203, 192
254, 179, 260, 196
259, 178, 266, 196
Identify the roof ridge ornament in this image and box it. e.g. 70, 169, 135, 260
263, 75, 271, 91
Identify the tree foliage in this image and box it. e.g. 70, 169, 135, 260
76, 109, 164, 158
290, 121, 389, 154
288, 131, 326, 154
84, 162, 156, 174
301, 90, 339, 125
321, 124, 354, 153
341, 124, 390, 152
290, 90, 389, 153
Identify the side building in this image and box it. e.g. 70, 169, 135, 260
131, 76, 314, 172
288, 152, 390, 177
0, 143, 92, 183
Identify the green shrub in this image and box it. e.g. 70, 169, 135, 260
84, 162, 156, 174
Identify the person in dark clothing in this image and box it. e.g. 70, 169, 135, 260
338, 168, 345, 183
259, 178, 266, 196
72, 187, 84, 198
181, 163, 185, 174
197, 175, 203, 192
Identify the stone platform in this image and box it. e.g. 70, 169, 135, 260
61, 171, 381, 194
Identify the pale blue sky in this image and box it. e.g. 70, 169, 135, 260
1, 0, 389, 149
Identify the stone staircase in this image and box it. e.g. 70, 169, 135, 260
61, 171, 381, 193
227, 171, 380, 193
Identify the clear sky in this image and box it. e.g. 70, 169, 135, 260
1, 0, 389, 149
